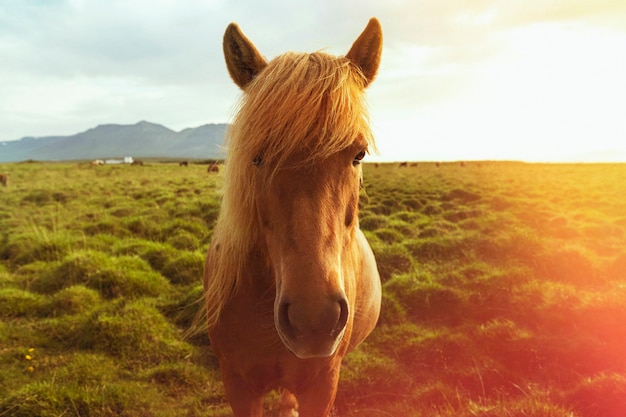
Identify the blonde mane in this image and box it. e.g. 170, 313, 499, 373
205, 51, 375, 329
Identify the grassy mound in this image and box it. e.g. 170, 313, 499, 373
2, 161, 626, 416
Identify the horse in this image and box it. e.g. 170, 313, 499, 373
179, 161, 189, 167
203, 18, 383, 417
0, 173, 7, 187
207, 163, 220, 173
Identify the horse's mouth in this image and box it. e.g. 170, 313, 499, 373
277, 327, 346, 359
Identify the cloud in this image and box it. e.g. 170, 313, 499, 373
0, 0, 238, 138
2, 0, 626, 161
2, 1, 224, 81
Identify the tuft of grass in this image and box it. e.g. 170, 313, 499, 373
567, 373, 626, 417
0, 353, 155, 417
0, 287, 46, 317
384, 273, 464, 324
45, 285, 102, 316
161, 251, 205, 286
167, 230, 201, 250
75, 299, 194, 367
2, 230, 77, 267
371, 243, 415, 282
31, 250, 172, 298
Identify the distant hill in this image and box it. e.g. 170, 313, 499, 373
0, 121, 228, 162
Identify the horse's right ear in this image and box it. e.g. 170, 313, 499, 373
223, 23, 268, 89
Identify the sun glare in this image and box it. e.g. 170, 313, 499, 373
373, 22, 626, 162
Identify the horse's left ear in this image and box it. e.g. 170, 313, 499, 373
223, 23, 268, 89
346, 18, 383, 87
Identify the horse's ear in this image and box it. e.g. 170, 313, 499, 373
223, 23, 268, 89
346, 18, 383, 87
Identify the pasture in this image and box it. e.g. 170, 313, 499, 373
1, 161, 625, 416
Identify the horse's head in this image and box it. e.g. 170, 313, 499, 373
223, 19, 382, 359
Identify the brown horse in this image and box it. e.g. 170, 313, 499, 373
0, 173, 7, 187
207, 163, 219, 173
203, 19, 383, 417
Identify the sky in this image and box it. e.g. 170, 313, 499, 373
1, 0, 626, 162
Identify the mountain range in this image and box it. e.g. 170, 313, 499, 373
0, 121, 228, 162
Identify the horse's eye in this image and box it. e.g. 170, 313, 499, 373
353, 150, 366, 166
252, 155, 263, 167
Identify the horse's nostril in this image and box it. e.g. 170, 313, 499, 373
331, 298, 349, 338
278, 302, 298, 338
277, 298, 348, 340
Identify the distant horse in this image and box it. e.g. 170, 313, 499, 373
131, 160, 144, 166
207, 163, 219, 173
0, 173, 7, 187
204, 19, 383, 417
179, 161, 189, 167
399, 161, 408, 168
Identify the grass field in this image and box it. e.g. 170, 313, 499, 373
1, 161, 625, 416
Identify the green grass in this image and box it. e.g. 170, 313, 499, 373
1, 160, 626, 416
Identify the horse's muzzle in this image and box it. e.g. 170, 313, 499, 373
276, 296, 349, 358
